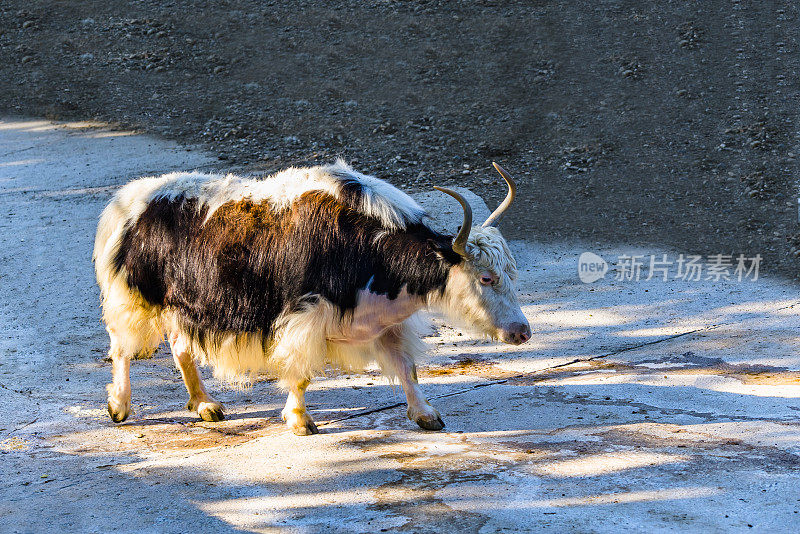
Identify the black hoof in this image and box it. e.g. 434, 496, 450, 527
107, 401, 129, 423
199, 405, 225, 422
416, 414, 445, 431
291, 420, 319, 436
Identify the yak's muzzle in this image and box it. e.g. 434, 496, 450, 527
500, 322, 531, 345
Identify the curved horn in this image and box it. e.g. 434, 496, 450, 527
433, 186, 472, 258
482, 162, 517, 227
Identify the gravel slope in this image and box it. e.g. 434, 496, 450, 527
1, 1, 799, 276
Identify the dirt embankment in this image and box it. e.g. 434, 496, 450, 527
1, 1, 798, 276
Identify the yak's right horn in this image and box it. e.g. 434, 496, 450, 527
482, 162, 517, 227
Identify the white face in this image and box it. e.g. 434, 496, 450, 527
439, 227, 531, 345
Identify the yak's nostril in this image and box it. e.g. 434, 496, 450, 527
506, 322, 531, 345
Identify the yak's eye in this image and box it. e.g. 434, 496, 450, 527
480, 273, 494, 286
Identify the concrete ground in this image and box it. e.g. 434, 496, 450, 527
1, 117, 799, 533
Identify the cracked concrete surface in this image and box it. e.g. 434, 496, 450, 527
1, 117, 799, 533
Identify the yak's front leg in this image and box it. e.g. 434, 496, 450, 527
281, 378, 318, 436
382, 329, 444, 431
168, 332, 224, 422
398, 359, 445, 431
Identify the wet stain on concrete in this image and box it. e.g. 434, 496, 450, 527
421, 353, 511, 379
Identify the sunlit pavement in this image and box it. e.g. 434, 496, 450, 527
1, 117, 799, 533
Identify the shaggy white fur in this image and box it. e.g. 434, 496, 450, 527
100, 159, 425, 231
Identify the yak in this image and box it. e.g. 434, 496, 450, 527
93, 160, 530, 435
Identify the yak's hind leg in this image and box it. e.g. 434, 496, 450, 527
380, 323, 444, 431
273, 302, 332, 436
106, 330, 133, 423
105, 324, 159, 423
168, 331, 224, 422
102, 281, 164, 423
281, 379, 318, 435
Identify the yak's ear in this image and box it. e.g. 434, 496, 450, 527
427, 239, 461, 264
427, 238, 447, 258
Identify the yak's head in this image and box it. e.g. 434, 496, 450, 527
433, 163, 531, 345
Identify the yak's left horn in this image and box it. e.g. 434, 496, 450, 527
434, 186, 472, 259
482, 162, 517, 227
